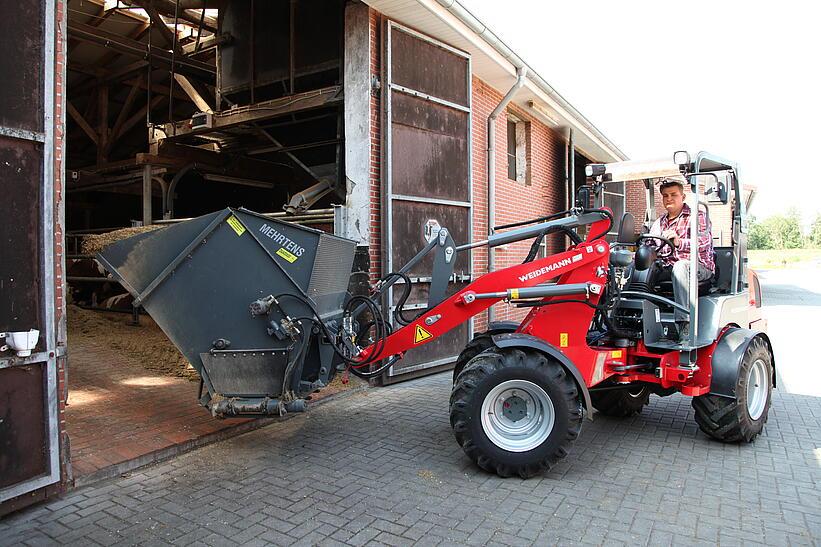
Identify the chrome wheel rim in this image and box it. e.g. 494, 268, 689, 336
480, 380, 554, 452
746, 359, 768, 421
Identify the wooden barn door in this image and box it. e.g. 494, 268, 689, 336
0, 0, 61, 504
382, 21, 472, 381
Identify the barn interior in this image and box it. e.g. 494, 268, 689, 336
63, 0, 349, 480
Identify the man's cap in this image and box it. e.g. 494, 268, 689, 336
659, 176, 686, 192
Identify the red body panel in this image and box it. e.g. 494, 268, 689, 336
357, 216, 721, 396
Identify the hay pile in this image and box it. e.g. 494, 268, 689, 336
80, 225, 163, 255
68, 305, 199, 381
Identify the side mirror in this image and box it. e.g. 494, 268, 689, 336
705, 179, 729, 204
714, 181, 728, 204
635, 245, 655, 271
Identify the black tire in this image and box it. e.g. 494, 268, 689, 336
449, 347, 583, 478
590, 385, 650, 417
692, 336, 773, 442
452, 334, 496, 384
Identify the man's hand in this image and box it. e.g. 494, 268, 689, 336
662, 229, 679, 247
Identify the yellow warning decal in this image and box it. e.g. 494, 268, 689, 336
414, 325, 433, 344
611, 350, 623, 358
226, 215, 246, 236
510, 288, 519, 299
559, 333, 569, 348
276, 247, 298, 263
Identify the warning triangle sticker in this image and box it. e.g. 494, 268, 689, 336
414, 325, 433, 344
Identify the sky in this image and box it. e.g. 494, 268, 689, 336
460, 0, 821, 224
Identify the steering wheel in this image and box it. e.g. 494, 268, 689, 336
636, 234, 675, 254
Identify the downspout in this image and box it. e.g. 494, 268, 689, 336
568, 128, 575, 207
487, 66, 527, 322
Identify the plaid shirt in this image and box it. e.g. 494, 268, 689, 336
648, 203, 715, 272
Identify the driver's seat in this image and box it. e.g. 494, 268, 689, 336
655, 260, 715, 297
609, 212, 638, 268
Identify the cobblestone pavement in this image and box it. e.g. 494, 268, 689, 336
1, 372, 819, 546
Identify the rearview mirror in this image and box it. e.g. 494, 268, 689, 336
702, 175, 729, 204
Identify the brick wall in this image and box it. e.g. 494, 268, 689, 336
55, 0, 69, 490
471, 79, 568, 329
368, 9, 382, 284
626, 179, 646, 233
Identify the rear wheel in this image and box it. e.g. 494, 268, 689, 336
590, 385, 650, 417
692, 336, 773, 442
449, 348, 583, 478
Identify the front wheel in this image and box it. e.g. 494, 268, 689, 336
449, 348, 583, 478
692, 336, 773, 442
452, 334, 495, 384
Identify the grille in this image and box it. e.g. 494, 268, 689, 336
307, 234, 356, 314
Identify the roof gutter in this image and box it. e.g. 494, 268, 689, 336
434, 0, 628, 161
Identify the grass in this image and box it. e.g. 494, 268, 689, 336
747, 248, 821, 270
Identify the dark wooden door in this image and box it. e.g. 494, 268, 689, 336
0, 0, 60, 504
383, 22, 472, 380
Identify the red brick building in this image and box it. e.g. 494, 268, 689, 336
1, 0, 640, 512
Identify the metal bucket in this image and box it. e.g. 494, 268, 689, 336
96, 208, 356, 409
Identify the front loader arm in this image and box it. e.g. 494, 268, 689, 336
355, 238, 610, 366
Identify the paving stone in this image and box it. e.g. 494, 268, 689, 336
1, 374, 819, 546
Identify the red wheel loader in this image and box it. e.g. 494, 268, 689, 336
98, 151, 774, 479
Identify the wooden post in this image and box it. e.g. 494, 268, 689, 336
96, 84, 109, 165
142, 164, 153, 226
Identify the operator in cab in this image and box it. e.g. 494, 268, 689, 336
648, 177, 714, 335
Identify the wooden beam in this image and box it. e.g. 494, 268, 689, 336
173, 73, 212, 113
130, 0, 182, 54
148, 1, 217, 31
104, 60, 151, 84
96, 23, 150, 71
121, 76, 191, 101
68, 21, 215, 81
117, 94, 166, 138
150, 141, 295, 182
69, 24, 151, 96
67, 62, 102, 78
130, 0, 217, 116
182, 33, 231, 55
159, 86, 344, 140
97, 84, 110, 164
67, 101, 99, 145
107, 79, 143, 154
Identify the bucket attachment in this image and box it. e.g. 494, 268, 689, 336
96, 208, 356, 416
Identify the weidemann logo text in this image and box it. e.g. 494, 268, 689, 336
518, 254, 583, 283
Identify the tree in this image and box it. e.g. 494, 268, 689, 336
761, 209, 803, 249
747, 215, 772, 249
809, 214, 821, 248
